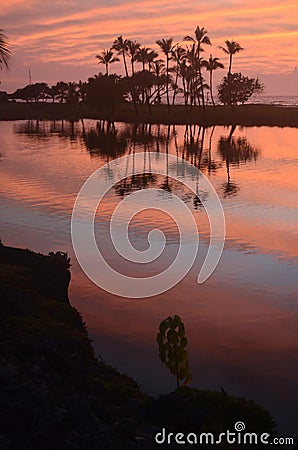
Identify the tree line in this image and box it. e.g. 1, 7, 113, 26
95, 28, 264, 109
1, 26, 264, 111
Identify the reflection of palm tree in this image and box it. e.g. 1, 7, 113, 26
96, 49, 119, 75
160, 126, 172, 193
83, 122, 127, 159
202, 54, 224, 106
219, 40, 244, 75
218, 125, 259, 197
114, 149, 156, 197
0, 29, 11, 71
206, 126, 217, 175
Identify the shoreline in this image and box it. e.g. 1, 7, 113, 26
0, 242, 280, 448
1, 101, 298, 127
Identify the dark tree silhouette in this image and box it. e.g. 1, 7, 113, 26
157, 315, 192, 389
202, 54, 224, 106
0, 29, 11, 71
12, 83, 50, 103
96, 49, 119, 75
112, 36, 138, 113
86, 74, 125, 116
218, 72, 264, 105
156, 38, 174, 111
170, 45, 186, 105
184, 26, 211, 108
127, 40, 140, 75
219, 39, 244, 75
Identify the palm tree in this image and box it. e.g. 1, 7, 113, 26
112, 36, 129, 78
146, 49, 158, 70
127, 40, 140, 75
0, 29, 11, 70
178, 60, 190, 108
156, 38, 174, 111
202, 54, 224, 106
219, 39, 244, 75
112, 35, 137, 114
150, 59, 166, 103
184, 26, 211, 108
135, 46, 151, 71
96, 49, 119, 75
185, 44, 204, 106
171, 45, 186, 105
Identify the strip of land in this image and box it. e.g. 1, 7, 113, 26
0, 101, 298, 127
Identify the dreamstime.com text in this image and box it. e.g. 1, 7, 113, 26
155, 422, 295, 446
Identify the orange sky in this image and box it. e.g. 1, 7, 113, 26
0, 0, 298, 93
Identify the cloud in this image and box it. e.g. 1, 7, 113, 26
0, 0, 297, 92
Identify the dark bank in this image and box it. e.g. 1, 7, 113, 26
0, 242, 289, 449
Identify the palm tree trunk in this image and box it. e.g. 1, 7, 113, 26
172, 65, 179, 106
166, 55, 170, 112
228, 55, 232, 75
123, 50, 138, 114
182, 76, 187, 110
198, 68, 204, 108
196, 46, 205, 108
209, 70, 215, 106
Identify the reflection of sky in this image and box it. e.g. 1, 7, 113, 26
1, 120, 298, 432
1, 0, 298, 93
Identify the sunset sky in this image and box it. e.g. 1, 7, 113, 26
1, 0, 298, 94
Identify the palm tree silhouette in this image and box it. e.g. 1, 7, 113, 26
184, 26, 211, 108
112, 35, 137, 114
202, 54, 224, 106
112, 36, 129, 77
150, 59, 166, 103
127, 40, 140, 75
219, 40, 244, 75
0, 29, 11, 71
156, 38, 174, 111
135, 46, 151, 71
96, 49, 119, 75
171, 45, 186, 105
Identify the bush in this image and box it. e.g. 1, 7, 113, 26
218, 73, 264, 105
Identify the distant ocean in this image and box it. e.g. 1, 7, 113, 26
174, 94, 298, 107
247, 95, 298, 106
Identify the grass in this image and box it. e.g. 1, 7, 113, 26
1, 100, 298, 127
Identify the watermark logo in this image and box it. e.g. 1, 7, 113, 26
71, 152, 225, 298
154, 421, 295, 446
234, 421, 246, 432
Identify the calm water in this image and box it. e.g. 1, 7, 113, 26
0, 120, 297, 433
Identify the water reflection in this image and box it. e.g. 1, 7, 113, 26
2, 120, 298, 434
217, 124, 260, 198
14, 120, 261, 203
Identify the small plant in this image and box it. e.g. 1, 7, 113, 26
157, 315, 192, 389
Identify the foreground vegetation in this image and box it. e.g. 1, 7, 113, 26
0, 242, 282, 449
1, 101, 298, 127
